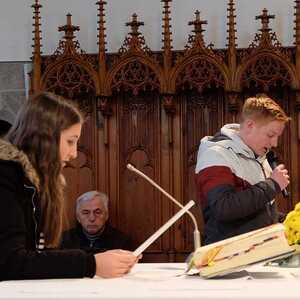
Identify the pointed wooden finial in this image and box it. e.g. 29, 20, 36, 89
31, 0, 42, 92
227, 0, 237, 71
161, 0, 173, 69
294, 1, 300, 81
96, 1, 107, 58
96, 0, 107, 94
294, 0, 300, 47
186, 10, 208, 50
32, 0, 42, 57
58, 13, 80, 41
126, 13, 144, 37
227, 0, 237, 48
256, 8, 274, 33
188, 10, 207, 42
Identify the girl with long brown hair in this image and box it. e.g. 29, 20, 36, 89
0, 92, 138, 280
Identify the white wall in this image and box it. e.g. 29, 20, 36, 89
0, 0, 295, 61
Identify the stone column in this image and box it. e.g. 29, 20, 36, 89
0, 62, 29, 128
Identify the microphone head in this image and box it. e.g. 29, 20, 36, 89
127, 163, 135, 171
266, 150, 280, 170
266, 150, 275, 163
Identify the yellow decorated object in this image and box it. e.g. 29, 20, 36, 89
283, 202, 300, 245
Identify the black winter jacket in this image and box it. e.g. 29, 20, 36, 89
0, 140, 96, 280
60, 223, 132, 254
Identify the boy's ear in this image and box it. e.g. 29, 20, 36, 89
243, 118, 255, 131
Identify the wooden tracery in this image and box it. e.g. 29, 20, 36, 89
30, 0, 300, 262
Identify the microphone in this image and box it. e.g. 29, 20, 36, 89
266, 151, 289, 198
127, 163, 201, 251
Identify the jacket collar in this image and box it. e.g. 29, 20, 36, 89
0, 139, 40, 190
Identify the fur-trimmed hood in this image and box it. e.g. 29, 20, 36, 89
0, 139, 40, 190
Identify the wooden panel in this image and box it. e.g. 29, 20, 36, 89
115, 92, 165, 259
173, 89, 225, 255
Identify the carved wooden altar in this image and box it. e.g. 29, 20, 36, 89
30, 0, 300, 262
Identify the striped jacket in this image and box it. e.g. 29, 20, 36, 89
195, 124, 280, 244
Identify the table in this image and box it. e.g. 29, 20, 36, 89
0, 263, 300, 300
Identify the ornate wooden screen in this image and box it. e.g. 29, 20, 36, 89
30, 0, 300, 262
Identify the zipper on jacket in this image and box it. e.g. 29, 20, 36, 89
238, 153, 275, 221
24, 184, 40, 252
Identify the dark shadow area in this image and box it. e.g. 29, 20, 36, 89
0, 120, 12, 137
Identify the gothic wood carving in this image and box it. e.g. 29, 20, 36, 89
31, 0, 300, 262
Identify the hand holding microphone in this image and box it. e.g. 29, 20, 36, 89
266, 151, 289, 198
271, 164, 289, 187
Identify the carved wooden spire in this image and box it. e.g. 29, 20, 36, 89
58, 13, 80, 55
183, 10, 210, 54
255, 8, 275, 47
241, 8, 284, 62
295, 1, 300, 79
127, 13, 143, 38
119, 14, 150, 54
161, 0, 173, 69
96, 1, 107, 93
295, 0, 300, 46
97, 1, 107, 62
227, 0, 237, 70
96, 1, 110, 133
188, 10, 207, 47
31, 0, 42, 92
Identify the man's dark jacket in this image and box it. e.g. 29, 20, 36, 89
0, 140, 96, 281
60, 224, 132, 254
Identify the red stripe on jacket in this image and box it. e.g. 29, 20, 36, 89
195, 166, 251, 208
